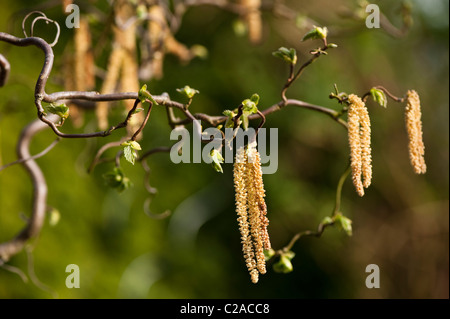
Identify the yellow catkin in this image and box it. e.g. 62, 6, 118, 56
405, 90, 426, 174
246, 146, 266, 276
97, 0, 143, 133
234, 148, 257, 283
251, 150, 271, 251
240, 0, 262, 44
358, 99, 372, 188
234, 145, 271, 283
348, 94, 365, 197
146, 4, 167, 80
70, 17, 95, 128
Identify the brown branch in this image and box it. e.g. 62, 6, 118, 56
0, 115, 59, 262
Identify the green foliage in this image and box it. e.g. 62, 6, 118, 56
139, 84, 158, 105
272, 47, 297, 65
209, 149, 224, 173
241, 93, 260, 130
335, 213, 353, 237
302, 26, 328, 42
176, 85, 200, 99
43, 103, 69, 121
121, 141, 141, 165
273, 251, 295, 274
370, 88, 388, 108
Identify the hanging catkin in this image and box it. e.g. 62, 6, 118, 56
239, 0, 262, 44
96, 0, 143, 136
234, 145, 271, 283
347, 94, 372, 197
404, 90, 426, 174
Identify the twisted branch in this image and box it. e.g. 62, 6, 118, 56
0, 115, 59, 262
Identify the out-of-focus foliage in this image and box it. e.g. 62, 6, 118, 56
0, 0, 448, 298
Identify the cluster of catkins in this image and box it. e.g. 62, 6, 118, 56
233, 145, 271, 283
347, 90, 426, 197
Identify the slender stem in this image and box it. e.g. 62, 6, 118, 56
277, 163, 351, 254
281, 44, 329, 102
131, 101, 153, 141
333, 163, 351, 215
0, 138, 60, 172
374, 86, 405, 103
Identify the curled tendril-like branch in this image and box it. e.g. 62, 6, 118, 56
141, 159, 171, 220
21, 11, 47, 37
0, 115, 59, 262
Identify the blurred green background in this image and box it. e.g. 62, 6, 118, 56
0, 0, 448, 298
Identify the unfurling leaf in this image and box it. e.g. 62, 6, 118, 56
177, 85, 200, 99
302, 26, 328, 42
43, 103, 69, 120
273, 251, 295, 274
272, 47, 297, 65
139, 84, 158, 105
370, 88, 387, 108
129, 140, 142, 151
335, 212, 353, 236
241, 94, 260, 130
223, 109, 237, 128
209, 149, 224, 173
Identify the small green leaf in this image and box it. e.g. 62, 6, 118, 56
176, 85, 200, 99
44, 103, 69, 120
273, 255, 294, 274
129, 140, 141, 151
242, 99, 258, 114
139, 84, 159, 105
272, 47, 297, 64
240, 95, 259, 130
209, 149, 224, 173
223, 109, 237, 128
328, 43, 338, 48
336, 212, 353, 236
302, 26, 328, 41
123, 145, 136, 165
370, 88, 387, 108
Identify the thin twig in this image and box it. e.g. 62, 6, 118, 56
0, 138, 60, 172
